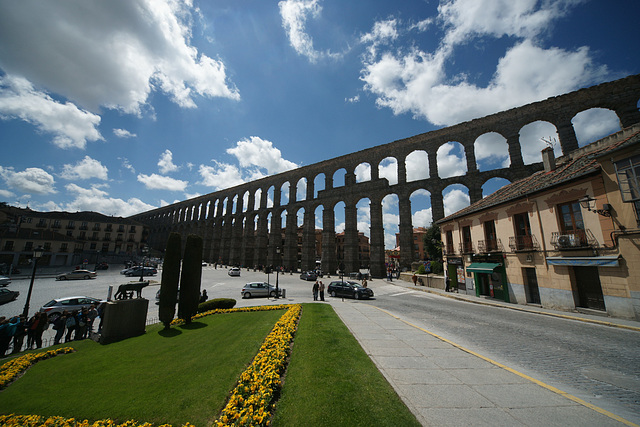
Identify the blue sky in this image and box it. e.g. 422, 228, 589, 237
1, 0, 639, 248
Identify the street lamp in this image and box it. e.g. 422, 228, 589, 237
578, 195, 612, 217
22, 246, 44, 318
275, 247, 281, 299
139, 245, 149, 282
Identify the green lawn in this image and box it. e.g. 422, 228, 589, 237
273, 303, 421, 426
0, 304, 420, 427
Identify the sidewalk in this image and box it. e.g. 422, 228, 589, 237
330, 300, 637, 427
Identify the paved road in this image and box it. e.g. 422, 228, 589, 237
368, 283, 640, 425
3, 268, 639, 424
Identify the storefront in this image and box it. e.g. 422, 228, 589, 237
446, 257, 465, 292
466, 259, 509, 303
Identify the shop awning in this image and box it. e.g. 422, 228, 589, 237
545, 256, 620, 267
466, 262, 501, 273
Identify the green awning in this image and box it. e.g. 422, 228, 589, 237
466, 262, 501, 273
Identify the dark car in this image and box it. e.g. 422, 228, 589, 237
300, 271, 317, 281
124, 266, 157, 277
95, 262, 109, 270
327, 280, 374, 299
0, 288, 19, 304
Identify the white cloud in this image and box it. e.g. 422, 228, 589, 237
360, 0, 607, 127
379, 158, 398, 185
60, 156, 109, 180
137, 173, 188, 191
0, 75, 103, 149
158, 149, 179, 174
278, 0, 340, 63
113, 128, 137, 138
0, 0, 239, 118
412, 208, 433, 228
0, 189, 16, 199
443, 187, 470, 216
437, 143, 467, 178
198, 162, 245, 191
227, 136, 298, 175
63, 183, 155, 216
118, 157, 136, 174
355, 163, 371, 183
0, 166, 56, 195
572, 108, 621, 147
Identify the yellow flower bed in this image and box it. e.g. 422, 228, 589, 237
215, 304, 302, 427
0, 347, 75, 390
1, 304, 302, 427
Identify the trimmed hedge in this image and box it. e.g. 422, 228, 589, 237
197, 298, 237, 313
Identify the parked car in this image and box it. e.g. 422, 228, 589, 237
40, 296, 105, 320
155, 288, 179, 304
241, 282, 284, 298
0, 275, 11, 287
0, 288, 19, 304
56, 269, 97, 280
228, 267, 241, 277
327, 280, 374, 299
95, 262, 109, 270
300, 271, 317, 281
123, 266, 157, 277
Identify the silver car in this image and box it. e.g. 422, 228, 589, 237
56, 269, 97, 280
241, 282, 284, 299
228, 267, 241, 277
0, 275, 11, 287
40, 296, 104, 320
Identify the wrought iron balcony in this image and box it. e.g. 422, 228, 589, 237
477, 239, 503, 253
550, 229, 597, 250
459, 241, 474, 254
509, 234, 540, 252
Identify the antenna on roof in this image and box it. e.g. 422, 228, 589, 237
541, 136, 557, 149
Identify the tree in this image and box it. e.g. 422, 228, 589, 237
159, 232, 181, 329
423, 224, 442, 261
178, 234, 203, 324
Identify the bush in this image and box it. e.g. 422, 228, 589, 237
197, 298, 237, 313
178, 234, 203, 324
416, 264, 426, 274
430, 260, 444, 275
159, 232, 181, 329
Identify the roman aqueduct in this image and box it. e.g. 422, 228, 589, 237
131, 74, 640, 278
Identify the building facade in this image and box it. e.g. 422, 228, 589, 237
437, 127, 640, 320
0, 205, 145, 271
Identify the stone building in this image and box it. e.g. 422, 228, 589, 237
0, 205, 145, 270
436, 126, 640, 320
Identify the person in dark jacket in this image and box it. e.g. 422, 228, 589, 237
52, 311, 67, 345
11, 315, 27, 354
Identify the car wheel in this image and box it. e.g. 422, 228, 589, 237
330, 291, 336, 297
84, 275, 91, 279
59, 276, 66, 280
244, 292, 251, 299
354, 292, 360, 300
270, 291, 276, 297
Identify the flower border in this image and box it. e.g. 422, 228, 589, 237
1, 304, 302, 427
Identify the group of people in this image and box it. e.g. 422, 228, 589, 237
312, 280, 325, 301
0, 304, 101, 358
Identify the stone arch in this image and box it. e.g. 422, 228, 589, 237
474, 132, 510, 172
437, 142, 467, 178
519, 121, 560, 164
571, 107, 621, 147
382, 193, 400, 249
410, 188, 432, 228
280, 181, 290, 206
314, 173, 325, 198
406, 150, 429, 182
254, 188, 262, 210
379, 157, 398, 185
242, 191, 250, 213
333, 168, 346, 188
296, 177, 307, 202
266, 186, 275, 208
355, 162, 372, 183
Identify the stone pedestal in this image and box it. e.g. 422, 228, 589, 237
100, 298, 149, 344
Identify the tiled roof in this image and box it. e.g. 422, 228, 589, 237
436, 128, 640, 224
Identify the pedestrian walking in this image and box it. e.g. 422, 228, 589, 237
65, 311, 77, 343
75, 308, 88, 340
319, 281, 325, 301
412, 273, 418, 285
87, 305, 98, 334
11, 315, 27, 354
32, 312, 48, 348
200, 290, 208, 303
445, 275, 451, 292
52, 311, 67, 345
312, 280, 319, 301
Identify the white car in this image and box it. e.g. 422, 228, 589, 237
0, 275, 11, 287
40, 296, 105, 320
228, 267, 241, 277
56, 269, 97, 280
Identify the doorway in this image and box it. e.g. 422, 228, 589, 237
523, 267, 541, 304
573, 266, 605, 311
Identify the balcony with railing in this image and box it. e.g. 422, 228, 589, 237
477, 239, 504, 253
443, 243, 456, 256
550, 229, 597, 250
509, 234, 540, 252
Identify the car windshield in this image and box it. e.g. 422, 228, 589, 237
43, 299, 58, 307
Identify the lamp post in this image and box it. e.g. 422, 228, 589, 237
139, 245, 149, 282
22, 246, 44, 318
275, 247, 281, 299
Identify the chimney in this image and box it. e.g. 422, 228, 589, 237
542, 147, 556, 172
